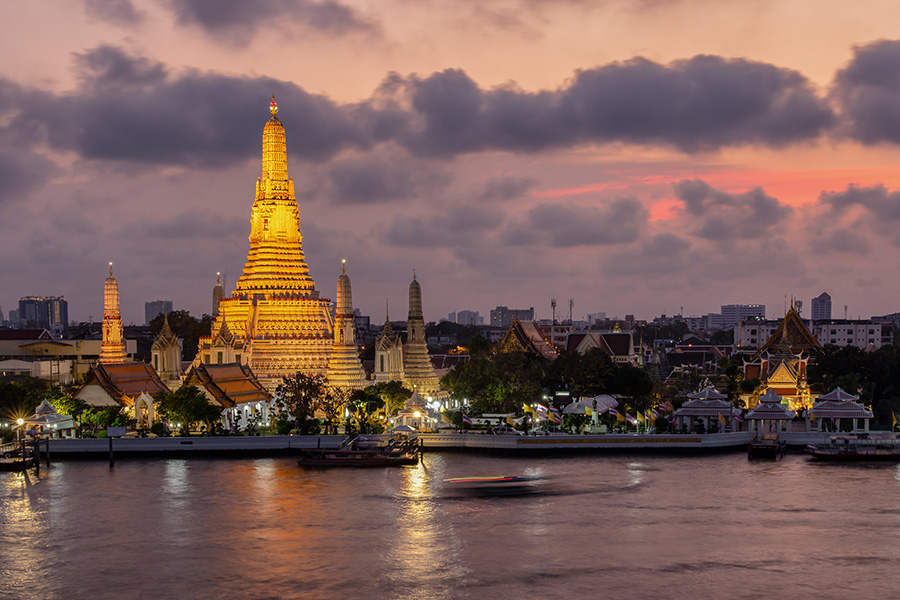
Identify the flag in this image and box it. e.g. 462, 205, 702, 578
718, 413, 727, 426
733, 412, 744, 424
625, 413, 639, 425
522, 404, 533, 414
636, 411, 645, 423
440, 412, 452, 425
585, 406, 594, 416
535, 403, 548, 417
893, 411, 897, 428
549, 407, 562, 423
650, 408, 659, 419
664, 400, 675, 411
609, 407, 624, 422
506, 415, 516, 426
461, 414, 472, 426
645, 410, 654, 422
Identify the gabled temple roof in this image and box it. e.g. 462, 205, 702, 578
687, 386, 728, 400
674, 398, 733, 417
753, 304, 821, 359
183, 362, 270, 408
810, 400, 872, 419
76, 362, 170, 406
567, 331, 633, 357
745, 388, 795, 420
499, 319, 557, 360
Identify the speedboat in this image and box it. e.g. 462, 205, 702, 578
444, 474, 553, 496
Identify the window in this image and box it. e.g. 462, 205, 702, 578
217, 352, 223, 364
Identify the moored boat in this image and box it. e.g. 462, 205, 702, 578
297, 437, 420, 467
806, 433, 900, 461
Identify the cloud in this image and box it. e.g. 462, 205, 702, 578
0, 150, 60, 206
397, 56, 832, 156
326, 154, 450, 205
816, 184, 900, 247
524, 197, 648, 247
672, 179, 792, 241
131, 210, 247, 240
1, 46, 375, 169
82, 0, 143, 25
477, 175, 537, 201
165, 0, 377, 43
832, 39, 900, 146
383, 204, 505, 247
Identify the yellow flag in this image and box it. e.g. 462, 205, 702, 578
506, 415, 516, 426
585, 406, 593, 416
440, 412, 452, 425
718, 413, 727, 426
523, 404, 533, 414
893, 411, 897, 428
636, 411, 645, 423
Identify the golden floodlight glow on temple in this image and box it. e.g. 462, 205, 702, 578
100, 262, 128, 364
198, 97, 334, 390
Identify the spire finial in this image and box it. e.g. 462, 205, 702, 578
413, 269, 417, 281
216, 271, 221, 285
108, 261, 113, 276
386, 298, 389, 322
270, 95, 278, 116
341, 259, 346, 275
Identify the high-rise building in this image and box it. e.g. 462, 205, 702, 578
144, 300, 173, 325
17, 296, 68, 330
100, 263, 128, 364
197, 97, 333, 390
490, 306, 535, 329
811, 292, 832, 321
448, 310, 482, 326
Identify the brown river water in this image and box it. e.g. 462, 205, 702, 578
2, 452, 900, 599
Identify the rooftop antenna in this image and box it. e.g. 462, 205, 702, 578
844, 304, 848, 320
551, 298, 557, 326
568, 299, 574, 324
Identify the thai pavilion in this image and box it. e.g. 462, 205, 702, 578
806, 387, 873, 433
673, 386, 740, 432
745, 388, 796, 434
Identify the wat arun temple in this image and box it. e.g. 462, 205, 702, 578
194, 98, 440, 394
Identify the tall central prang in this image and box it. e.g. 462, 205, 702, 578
199, 97, 334, 390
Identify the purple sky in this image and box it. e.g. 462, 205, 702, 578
3, 0, 900, 326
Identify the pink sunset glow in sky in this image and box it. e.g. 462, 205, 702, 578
3, 0, 900, 326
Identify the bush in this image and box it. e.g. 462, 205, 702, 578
150, 422, 169, 437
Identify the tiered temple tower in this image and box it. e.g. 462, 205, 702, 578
199, 97, 333, 390
151, 313, 182, 388
374, 304, 404, 383
100, 263, 128, 364
401, 273, 441, 396
326, 261, 367, 390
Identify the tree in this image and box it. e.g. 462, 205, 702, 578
156, 385, 222, 434
364, 381, 412, 415
276, 372, 327, 425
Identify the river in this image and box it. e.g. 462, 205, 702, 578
2, 452, 899, 599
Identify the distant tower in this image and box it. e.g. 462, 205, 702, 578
401, 272, 441, 396
326, 261, 367, 390
811, 292, 832, 322
212, 272, 224, 321
374, 302, 404, 383
151, 313, 182, 388
100, 263, 128, 364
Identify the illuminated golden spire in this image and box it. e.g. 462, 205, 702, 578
101, 262, 128, 364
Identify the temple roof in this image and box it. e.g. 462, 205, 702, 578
810, 400, 872, 419
674, 398, 734, 417
686, 386, 728, 400
500, 319, 557, 360
746, 388, 795, 419
753, 304, 821, 359
76, 362, 169, 406
183, 362, 270, 408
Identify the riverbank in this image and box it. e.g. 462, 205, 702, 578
29, 431, 843, 460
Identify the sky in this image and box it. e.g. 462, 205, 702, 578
3, 0, 900, 326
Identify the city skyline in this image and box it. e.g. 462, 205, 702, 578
3, 1, 900, 325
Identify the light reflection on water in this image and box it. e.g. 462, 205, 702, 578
2, 454, 900, 599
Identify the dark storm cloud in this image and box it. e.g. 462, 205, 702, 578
165, 0, 377, 42
82, 0, 143, 25
672, 179, 792, 241
398, 55, 833, 155
832, 40, 900, 145
478, 175, 537, 201
526, 197, 648, 247
326, 155, 450, 205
